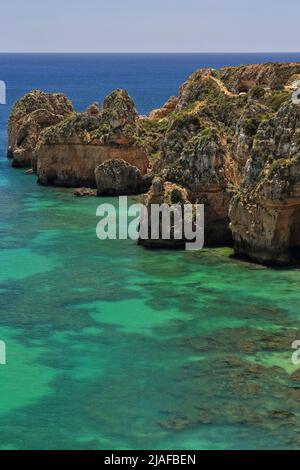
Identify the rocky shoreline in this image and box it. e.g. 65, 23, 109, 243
7, 62, 300, 266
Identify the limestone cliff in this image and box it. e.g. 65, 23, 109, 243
139, 178, 196, 249
35, 89, 149, 187
7, 90, 74, 167
143, 62, 300, 257
229, 102, 300, 265
219, 62, 300, 93
8, 62, 300, 264
95, 159, 152, 196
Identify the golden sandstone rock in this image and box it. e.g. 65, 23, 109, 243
8, 62, 300, 264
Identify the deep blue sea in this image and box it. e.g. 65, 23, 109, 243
2, 52, 300, 117
1, 54, 300, 450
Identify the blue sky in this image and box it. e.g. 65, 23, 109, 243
0, 0, 299, 52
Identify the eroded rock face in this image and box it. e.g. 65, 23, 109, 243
102, 89, 138, 128
35, 89, 149, 187
160, 115, 233, 244
7, 90, 74, 167
138, 178, 197, 249
220, 62, 300, 93
85, 102, 100, 116
176, 68, 229, 109
230, 102, 300, 265
149, 96, 178, 119
151, 75, 242, 244
8, 62, 300, 264
95, 159, 152, 196
233, 101, 271, 184
144, 62, 300, 254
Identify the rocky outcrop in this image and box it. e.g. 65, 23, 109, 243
35, 89, 149, 187
149, 96, 178, 119
159, 116, 232, 244
143, 62, 300, 255
7, 90, 74, 167
176, 68, 229, 109
220, 62, 300, 93
139, 178, 196, 249
230, 102, 300, 265
8, 62, 300, 264
149, 73, 243, 244
95, 159, 152, 196
85, 102, 100, 116
74, 188, 97, 197
232, 101, 271, 185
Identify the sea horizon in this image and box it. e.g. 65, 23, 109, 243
1, 51, 300, 54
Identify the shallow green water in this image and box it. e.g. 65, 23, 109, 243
0, 158, 300, 450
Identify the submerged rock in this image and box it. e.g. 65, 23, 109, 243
158, 325, 300, 445
95, 159, 152, 196
74, 187, 97, 197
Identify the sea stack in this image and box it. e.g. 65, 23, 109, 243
7, 90, 74, 167
7, 62, 300, 265
35, 89, 150, 187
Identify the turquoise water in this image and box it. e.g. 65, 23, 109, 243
1, 54, 300, 449
1, 160, 300, 449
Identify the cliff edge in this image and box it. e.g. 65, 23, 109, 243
7, 62, 300, 264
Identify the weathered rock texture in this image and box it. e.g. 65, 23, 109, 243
229, 102, 300, 265
149, 96, 178, 119
95, 159, 152, 196
147, 68, 241, 244
139, 177, 196, 249
8, 62, 300, 264
142, 62, 300, 258
7, 90, 74, 167
219, 62, 300, 93
74, 187, 97, 197
35, 90, 149, 187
